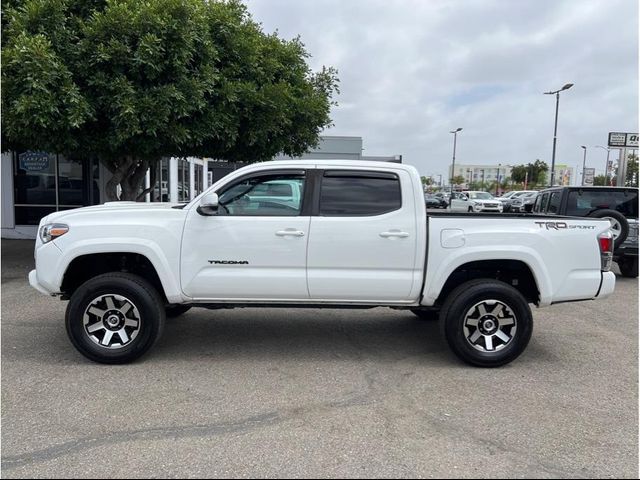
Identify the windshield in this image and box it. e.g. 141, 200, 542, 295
468, 192, 493, 200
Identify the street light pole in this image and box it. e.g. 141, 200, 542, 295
449, 128, 463, 196
581, 145, 587, 186
544, 83, 574, 187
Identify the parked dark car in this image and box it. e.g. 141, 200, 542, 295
511, 191, 538, 212
532, 186, 638, 277
425, 194, 447, 209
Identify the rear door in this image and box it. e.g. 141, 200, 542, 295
306, 169, 418, 302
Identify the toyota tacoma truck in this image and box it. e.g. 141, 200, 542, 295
29, 161, 616, 367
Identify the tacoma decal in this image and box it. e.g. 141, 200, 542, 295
208, 260, 249, 265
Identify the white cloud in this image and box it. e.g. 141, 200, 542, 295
246, 0, 638, 178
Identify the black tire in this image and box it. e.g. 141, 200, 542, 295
410, 308, 439, 321
440, 279, 533, 367
165, 304, 192, 318
588, 209, 629, 249
618, 258, 639, 278
65, 273, 165, 364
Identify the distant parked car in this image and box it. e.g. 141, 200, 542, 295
434, 192, 450, 206
533, 186, 638, 277
501, 190, 538, 212
511, 191, 538, 212
450, 191, 503, 213
425, 194, 447, 209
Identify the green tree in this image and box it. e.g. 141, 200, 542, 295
2, 0, 339, 200
452, 175, 465, 186
593, 175, 608, 186
509, 160, 548, 186
421, 176, 433, 186
625, 152, 638, 187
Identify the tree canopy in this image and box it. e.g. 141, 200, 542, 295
510, 159, 549, 186
2, 0, 339, 200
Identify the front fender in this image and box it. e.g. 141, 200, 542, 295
49, 237, 186, 303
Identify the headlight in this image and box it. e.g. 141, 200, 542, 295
40, 223, 69, 243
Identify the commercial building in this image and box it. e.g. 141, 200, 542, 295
1, 136, 401, 239
448, 163, 574, 189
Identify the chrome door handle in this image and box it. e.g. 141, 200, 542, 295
276, 229, 305, 237
379, 231, 410, 238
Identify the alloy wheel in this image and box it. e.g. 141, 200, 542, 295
463, 300, 517, 352
83, 294, 141, 349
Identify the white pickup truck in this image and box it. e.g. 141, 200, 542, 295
29, 160, 616, 367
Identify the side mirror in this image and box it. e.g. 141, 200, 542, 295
197, 192, 219, 216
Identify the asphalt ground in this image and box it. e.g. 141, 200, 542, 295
1, 239, 638, 478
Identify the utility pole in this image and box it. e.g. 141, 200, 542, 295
449, 128, 463, 196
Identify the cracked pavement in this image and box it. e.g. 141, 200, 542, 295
1, 239, 638, 478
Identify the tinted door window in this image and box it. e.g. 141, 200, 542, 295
320, 171, 401, 216
548, 192, 561, 214
539, 193, 549, 212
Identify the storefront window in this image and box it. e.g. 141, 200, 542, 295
177, 158, 190, 202
194, 164, 203, 197
152, 158, 170, 202
13, 151, 91, 225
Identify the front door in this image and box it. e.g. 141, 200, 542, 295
181, 170, 310, 300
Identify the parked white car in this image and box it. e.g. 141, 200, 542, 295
30, 160, 615, 367
450, 191, 503, 213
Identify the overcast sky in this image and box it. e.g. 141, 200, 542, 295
245, 0, 638, 178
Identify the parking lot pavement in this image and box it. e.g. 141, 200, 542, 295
1, 239, 638, 478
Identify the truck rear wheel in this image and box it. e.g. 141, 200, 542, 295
440, 279, 533, 367
65, 273, 165, 364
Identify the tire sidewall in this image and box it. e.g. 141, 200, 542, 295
66, 273, 165, 364
441, 280, 533, 367
588, 209, 629, 248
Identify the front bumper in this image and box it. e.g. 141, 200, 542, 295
29, 269, 54, 296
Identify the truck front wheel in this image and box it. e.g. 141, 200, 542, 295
440, 279, 533, 367
65, 273, 165, 364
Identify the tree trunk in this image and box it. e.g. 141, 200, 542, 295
103, 156, 159, 201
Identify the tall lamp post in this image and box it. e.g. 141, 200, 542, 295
581, 145, 587, 186
544, 83, 574, 186
595, 145, 611, 185
449, 127, 463, 196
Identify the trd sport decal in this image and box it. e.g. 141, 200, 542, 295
208, 260, 249, 265
534, 221, 596, 230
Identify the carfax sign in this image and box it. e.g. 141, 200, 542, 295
608, 132, 638, 148
18, 151, 50, 172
